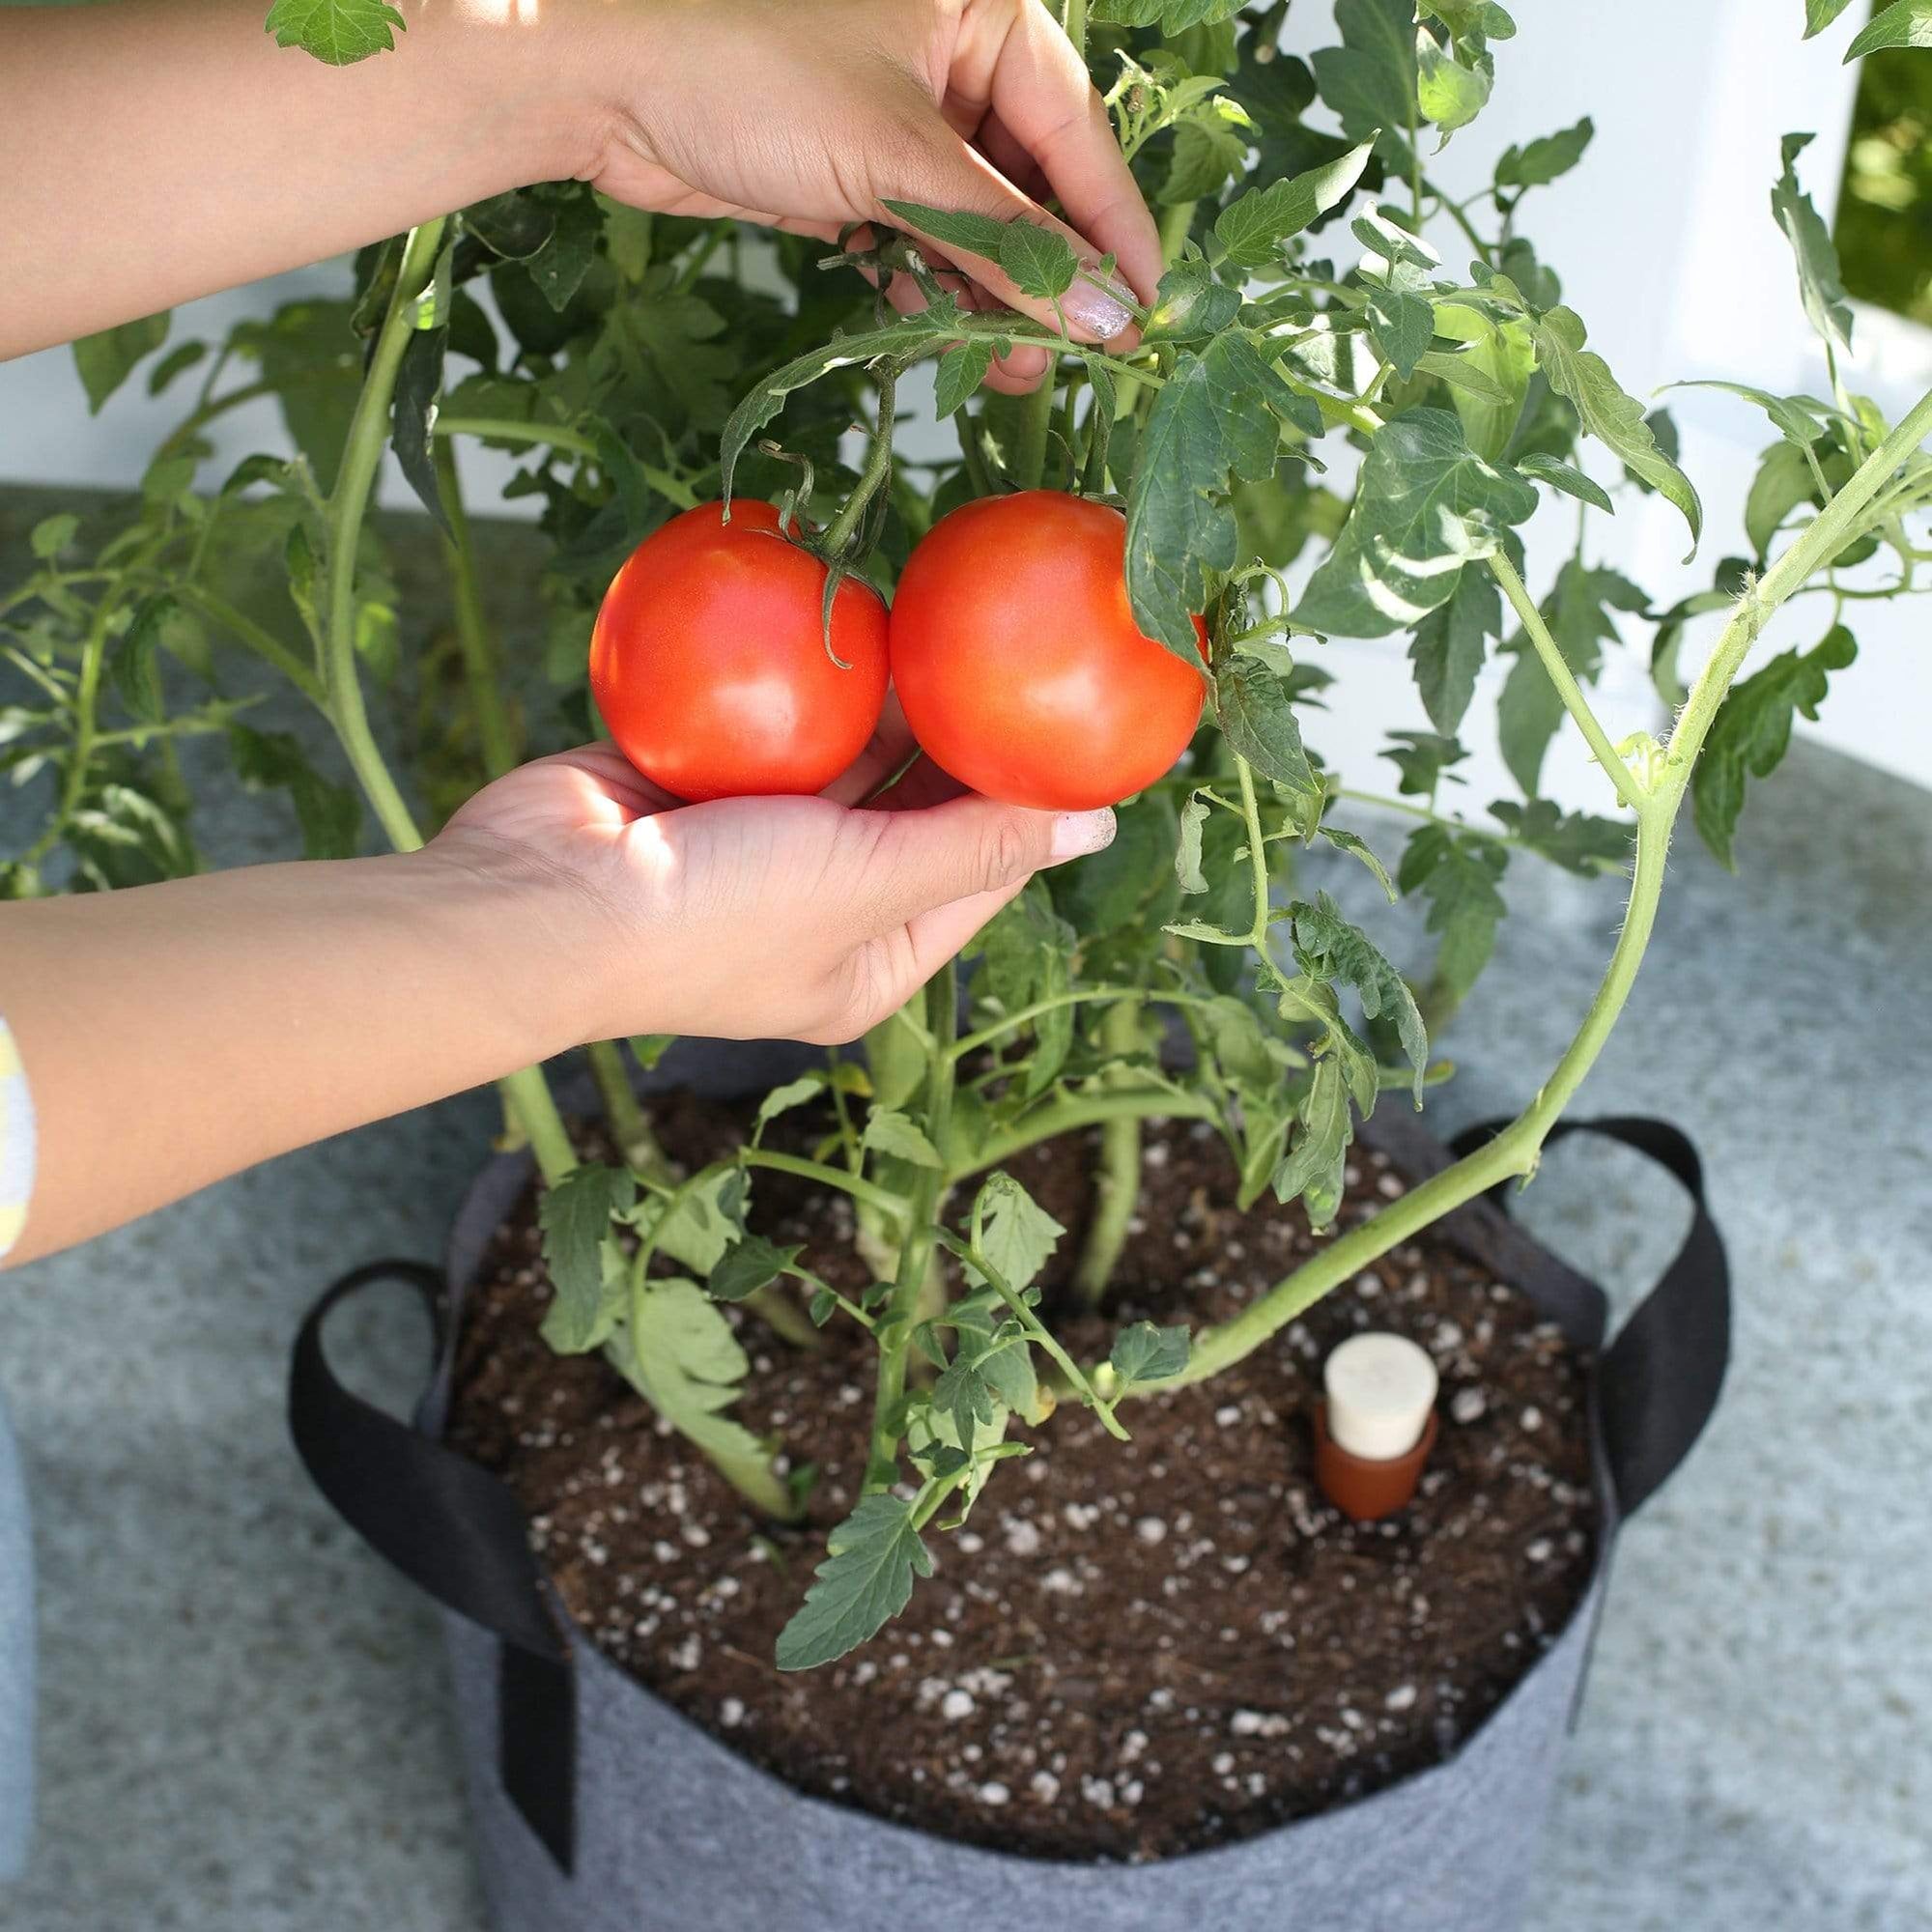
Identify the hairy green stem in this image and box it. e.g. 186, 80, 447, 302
20, 590, 118, 867
433, 437, 519, 780
821, 368, 897, 556
959, 1086, 1218, 1180
1071, 1002, 1145, 1307
1176, 381, 1932, 1387
866, 967, 958, 1491
1488, 550, 1648, 815
742, 1148, 909, 1221
171, 583, 322, 704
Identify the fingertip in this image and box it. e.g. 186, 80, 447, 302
991, 341, 1051, 389
1046, 807, 1117, 865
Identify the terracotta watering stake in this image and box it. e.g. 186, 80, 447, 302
1315, 1332, 1440, 1521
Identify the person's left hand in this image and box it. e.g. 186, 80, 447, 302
431, 708, 1113, 1047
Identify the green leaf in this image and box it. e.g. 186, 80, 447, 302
1667, 380, 1833, 448
225, 723, 361, 861
998, 223, 1079, 302
1494, 117, 1594, 189
29, 515, 78, 561
1516, 451, 1613, 513
1177, 794, 1211, 894
1109, 1321, 1190, 1392
708, 1236, 802, 1305
1295, 408, 1537, 638
538, 1164, 637, 1353
1805, 0, 1857, 31
72, 312, 170, 414
462, 189, 556, 263
146, 341, 209, 397
1746, 440, 1819, 559
1274, 1056, 1352, 1227
1290, 893, 1428, 1096
862, 1110, 943, 1169
1143, 256, 1243, 345
1693, 625, 1856, 869
1126, 332, 1297, 655
720, 316, 950, 503
754, 1074, 827, 1139
1406, 566, 1498, 733
264, 0, 405, 64
1093, 0, 1242, 27
1397, 825, 1508, 1002
1320, 827, 1397, 900
1430, 303, 1533, 461
1528, 306, 1702, 554
391, 323, 449, 536
967, 1172, 1065, 1295
1164, 107, 1254, 206
1367, 288, 1435, 379
646, 1165, 749, 1277
1311, 0, 1419, 170
1846, 0, 1932, 57
1771, 133, 1854, 355
112, 595, 176, 724
1416, 31, 1492, 136
629, 1034, 674, 1073
880, 200, 1015, 263
525, 185, 602, 313
1488, 799, 1632, 875
1383, 728, 1468, 797
776, 1493, 932, 1672
933, 341, 993, 418
931, 1357, 1002, 1453
863, 1011, 927, 1113
1213, 140, 1376, 269
1215, 656, 1320, 797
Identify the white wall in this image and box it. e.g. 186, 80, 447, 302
2, 0, 1924, 799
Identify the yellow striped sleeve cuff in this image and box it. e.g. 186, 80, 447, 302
0, 1022, 33, 1261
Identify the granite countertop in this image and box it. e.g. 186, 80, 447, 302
2, 490, 1927, 1929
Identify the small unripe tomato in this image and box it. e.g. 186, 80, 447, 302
889, 491, 1207, 811
589, 500, 889, 803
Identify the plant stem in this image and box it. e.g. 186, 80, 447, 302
432, 438, 519, 781
1071, 1002, 1144, 1307
1159, 199, 1197, 265
1175, 380, 1932, 1388
20, 591, 117, 868
585, 1037, 672, 1180
497, 1063, 578, 1185
171, 583, 323, 704
741, 1285, 823, 1351
1488, 550, 1647, 815
741, 1148, 909, 1221
959, 1086, 1219, 1180
1013, 356, 1060, 494
821, 368, 897, 556
430, 416, 699, 510
865, 965, 958, 1491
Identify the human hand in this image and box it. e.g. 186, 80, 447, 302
572, 0, 1161, 388
431, 728, 1116, 1046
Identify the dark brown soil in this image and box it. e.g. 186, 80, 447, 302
448, 1094, 1598, 1862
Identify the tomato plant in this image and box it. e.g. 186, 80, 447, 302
590, 500, 888, 803
889, 490, 1206, 810
11, 0, 1932, 1674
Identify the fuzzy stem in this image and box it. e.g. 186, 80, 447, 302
585, 1038, 672, 1180
433, 437, 519, 781
865, 967, 957, 1492
821, 370, 897, 557
1071, 1002, 1145, 1308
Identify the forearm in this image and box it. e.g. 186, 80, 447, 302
0, 0, 606, 358
0, 846, 592, 1264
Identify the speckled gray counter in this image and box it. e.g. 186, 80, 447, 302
2, 486, 1927, 1929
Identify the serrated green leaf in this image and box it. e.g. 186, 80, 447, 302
645, 1165, 748, 1277
1291, 893, 1427, 1096
1312, 0, 1418, 170
1406, 566, 1498, 733
1319, 827, 1396, 900
931, 1357, 1001, 1453
933, 341, 993, 418
1177, 794, 1211, 894
1529, 307, 1702, 554
1367, 288, 1435, 380
967, 1172, 1065, 1296
1745, 440, 1819, 560
754, 1074, 827, 1139
111, 595, 176, 724
1693, 625, 1856, 868
1215, 656, 1319, 797
1142, 256, 1243, 345
880, 200, 1015, 263
72, 313, 170, 414
776, 1493, 932, 1671
538, 1164, 636, 1353
1669, 380, 1833, 448
1274, 1057, 1352, 1227
1093, 0, 1242, 27
1846, 0, 1932, 57
1488, 799, 1632, 875
29, 515, 78, 561
225, 723, 361, 860
525, 185, 602, 313
863, 1009, 927, 1113
1494, 117, 1594, 189
1771, 134, 1855, 355
1127, 332, 1302, 654
1397, 824, 1508, 1002
1416, 29, 1492, 136
1430, 303, 1533, 461
1516, 452, 1614, 513
264, 0, 404, 64
862, 1109, 943, 1169
998, 222, 1079, 302
1295, 408, 1537, 638
709, 1236, 802, 1304
1214, 140, 1376, 269
1109, 1321, 1190, 1391
1383, 728, 1469, 797
1805, 0, 1857, 32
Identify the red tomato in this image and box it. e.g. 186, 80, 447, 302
589, 500, 889, 803
889, 491, 1207, 811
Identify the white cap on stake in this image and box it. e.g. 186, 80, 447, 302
1322, 1333, 1439, 1463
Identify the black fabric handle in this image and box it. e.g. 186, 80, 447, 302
1447, 1115, 1730, 1519
288, 1261, 576, 1873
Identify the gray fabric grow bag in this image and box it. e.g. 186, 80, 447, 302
290, 1038, 1729, 1932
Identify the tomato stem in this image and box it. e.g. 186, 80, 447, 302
821, 366, 898, 558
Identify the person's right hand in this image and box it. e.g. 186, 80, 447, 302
574, 0, 1162, 388
432, 737, 1116, 1047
